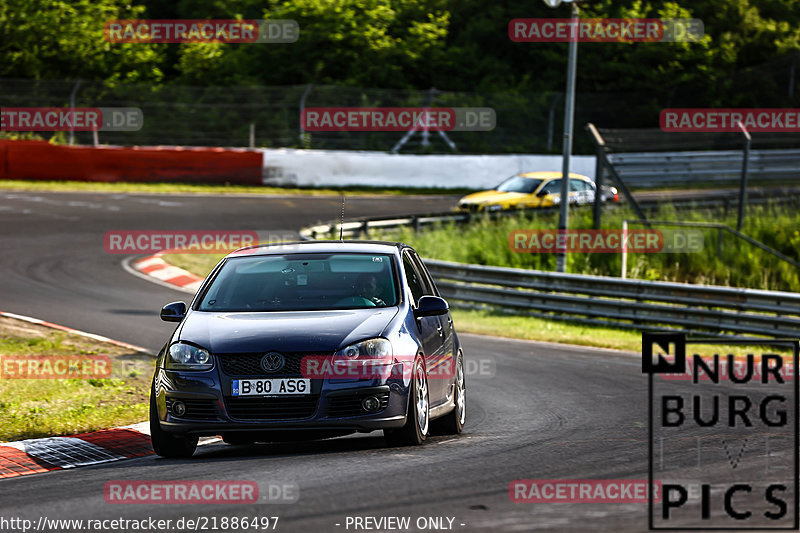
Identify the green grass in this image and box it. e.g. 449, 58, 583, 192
0, 179, 469, 197
0, 318, 154, 442
450, 309, 642, 351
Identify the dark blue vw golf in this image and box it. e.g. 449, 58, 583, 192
150, 241, 466, 457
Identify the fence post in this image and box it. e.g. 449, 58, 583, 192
249, 123, 255, 148
621, 220, 628, 279
299, 83, 312, 145
591, 129, 605, 229
586, 123, 649, 228
737, 122, 751, 231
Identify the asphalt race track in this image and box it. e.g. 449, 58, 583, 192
0, 191, 793, 532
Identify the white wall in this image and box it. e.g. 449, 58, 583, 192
260, 148, 596, 189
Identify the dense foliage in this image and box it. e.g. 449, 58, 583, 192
2, 0, 799, 106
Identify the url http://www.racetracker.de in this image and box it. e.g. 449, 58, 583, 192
0, 515, 280, 532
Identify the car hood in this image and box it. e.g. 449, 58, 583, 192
460, 190, 528, 205
178, 308, 399, 354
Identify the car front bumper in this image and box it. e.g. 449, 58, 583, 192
153, 366, 411, 437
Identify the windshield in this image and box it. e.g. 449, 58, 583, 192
197, 253, 398, 312
496, 176, 543, 194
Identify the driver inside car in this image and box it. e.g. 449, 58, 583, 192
355, 272, 386, 306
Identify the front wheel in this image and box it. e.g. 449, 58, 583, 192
384, 358, 429, 446
149, 387, 198, 458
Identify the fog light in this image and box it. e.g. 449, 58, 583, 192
171, 400, 186, 417
361, 396, 381, 412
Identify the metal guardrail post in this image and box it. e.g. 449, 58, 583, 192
586, 123, 650, 227
737, 122, 752, 231
298, 83, 313, 145
587, 123, 606, 229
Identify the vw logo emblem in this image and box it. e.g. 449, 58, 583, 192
260, 352, 285, 373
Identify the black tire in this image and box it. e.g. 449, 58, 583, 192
384, 358, 429, 446
149, 387, 198, 458
432, 352, 466, 435
222, 434, 255, 446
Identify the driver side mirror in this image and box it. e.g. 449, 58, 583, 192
160, 301, 187, 322
536, 189, 549, 197
414, 295, 449, 317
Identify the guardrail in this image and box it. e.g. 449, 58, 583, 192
607, 149, 800, 189
425, 259, 800, 337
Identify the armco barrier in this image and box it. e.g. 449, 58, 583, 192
0, 140, 262, 184
425, 259, 800, 337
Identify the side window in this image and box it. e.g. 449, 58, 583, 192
410, 252, 437, 296
541, 179, 561, 195
570, 179, 586, 191
402, 254, 425, 305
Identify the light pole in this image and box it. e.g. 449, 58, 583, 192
544, 0, 580, 273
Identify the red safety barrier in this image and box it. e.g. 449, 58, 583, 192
0, 140, 262, 184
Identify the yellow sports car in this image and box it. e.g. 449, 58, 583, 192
457, 171, 617, 212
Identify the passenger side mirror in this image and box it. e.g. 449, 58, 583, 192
414, 295, 449, 317
536, 189, 548, 197
160, 301, 187, 322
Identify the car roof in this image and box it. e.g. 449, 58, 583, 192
516, 171, 591, 181
227, 240, 409, 258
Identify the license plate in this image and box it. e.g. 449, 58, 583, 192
231, 378, 311, 397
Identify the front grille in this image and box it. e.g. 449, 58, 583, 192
225, 396, 319, 420
167, 398, 219, 420
217, 352, 322, 377
327, 392, 390, 418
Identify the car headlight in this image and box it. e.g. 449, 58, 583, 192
485, 204, 503, 211
335, 338, 392, 360
165, 342, 213, 370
